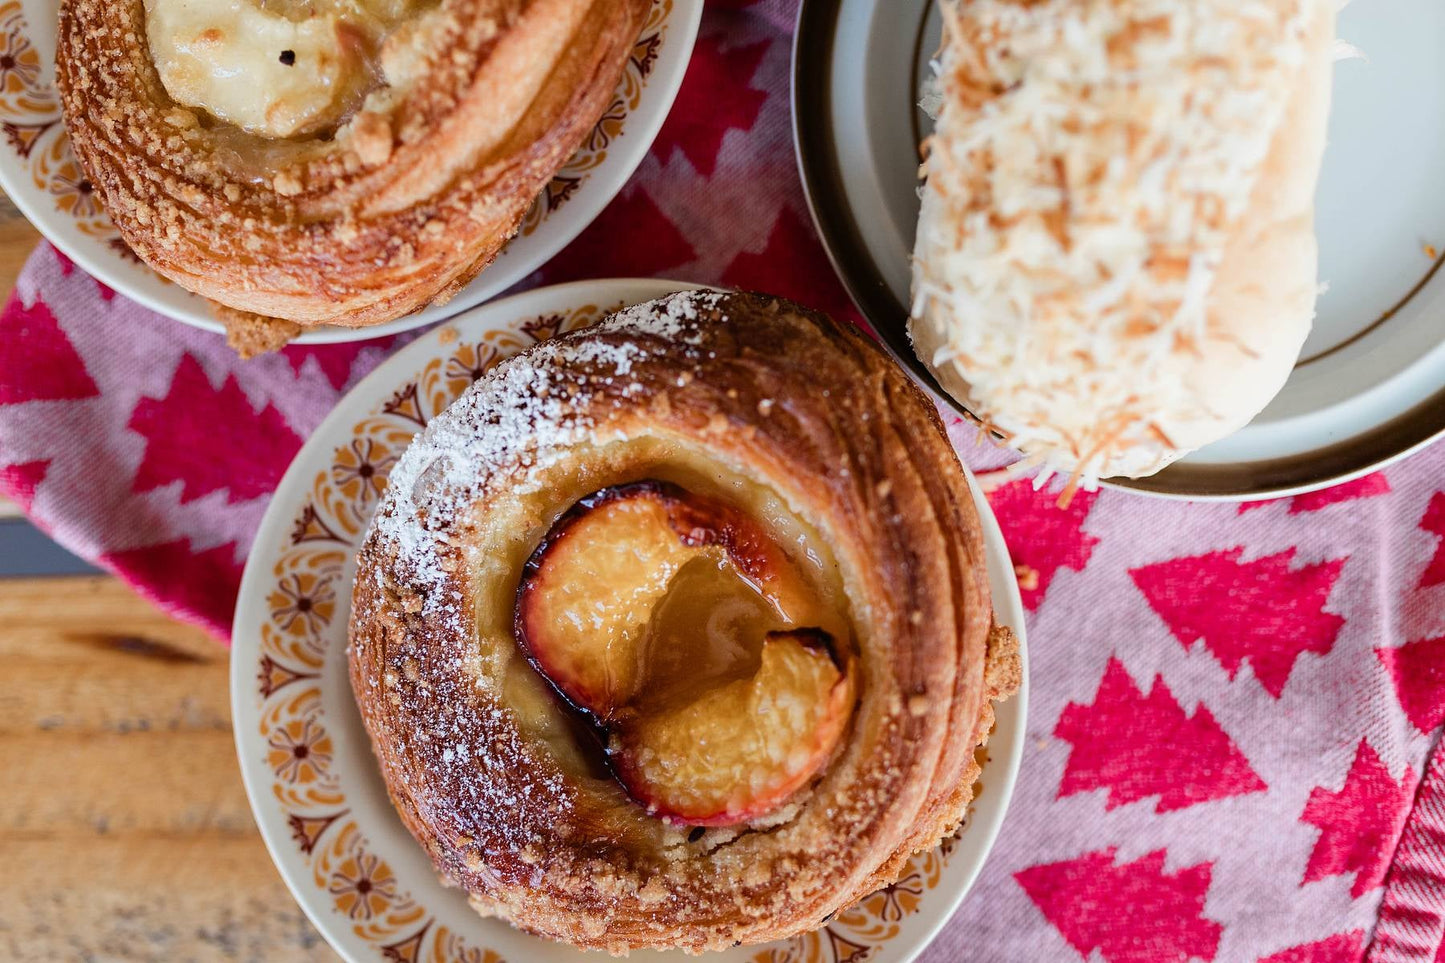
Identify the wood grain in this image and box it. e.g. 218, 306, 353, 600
0, 192, 337, 958
0, 576, 338, 961
0, 190, 39, 302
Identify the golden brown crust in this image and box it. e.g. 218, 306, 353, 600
348, 292, 1020, 953
56, 0, 650, 340
216, 306, 303, 359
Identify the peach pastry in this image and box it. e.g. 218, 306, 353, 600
348, 291, 1020, 953
55, 0, 650, 354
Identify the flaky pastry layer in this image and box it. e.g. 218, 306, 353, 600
349, 292, 1020, 953
56, 0, 649, 343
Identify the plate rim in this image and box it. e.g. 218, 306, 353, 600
789, 0, 1445, 502
230, 276, 1029, 963
0, 0, 703, 345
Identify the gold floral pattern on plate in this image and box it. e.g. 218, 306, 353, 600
515, 0, 673, 237
0, 1, 56, 159
246, 306, 968, 962
0, 0, 672, 255
0, 0, 120, 241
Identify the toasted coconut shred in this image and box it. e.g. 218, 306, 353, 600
912, 0, 1313, 486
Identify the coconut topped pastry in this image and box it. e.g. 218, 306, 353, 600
911, 0, 1336, 483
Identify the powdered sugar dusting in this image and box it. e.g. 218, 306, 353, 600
368, 290, 725, 625
353, 291, 735, 867
344, 288, 1026, 951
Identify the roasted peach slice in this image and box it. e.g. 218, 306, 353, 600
515, 481, 804, 717
514, 481, 855, 825
515, 484, 699, 716
610, 630, 854, 826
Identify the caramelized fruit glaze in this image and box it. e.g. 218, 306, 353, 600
513, 480, 856, 826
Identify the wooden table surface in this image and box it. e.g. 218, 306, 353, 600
0, 200, 337, 959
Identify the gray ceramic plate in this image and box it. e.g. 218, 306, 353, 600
793, 0, 1445, 500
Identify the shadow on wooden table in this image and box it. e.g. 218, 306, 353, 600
0, 576, 337, 961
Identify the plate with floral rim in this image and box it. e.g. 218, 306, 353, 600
230, 277, 1029, 963
0, 0, 701, 343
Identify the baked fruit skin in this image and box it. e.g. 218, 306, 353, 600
605, 627, 856, 827
513, 479, 804, 718
515, 479, 858, 827
349, 291, 1021, 954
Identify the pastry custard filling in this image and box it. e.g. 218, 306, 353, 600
514, 481, 855, 827
144, 0, 427, 138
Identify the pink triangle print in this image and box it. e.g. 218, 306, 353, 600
1130, 548, 1347, 698
1055, 658, 1266, 813
649, 34, 769, 177
1237, 474, 1390, 516
281, 338, 393, 392
542, 184, 696, 284
722, 206, 857, 325
0, 297, 100, 405
1287, 474, 1390, 514
100, 536, 246, 640
0, 459, 49, 514
1299, 740, 1415, 898
1376, 635, 1445, 735
129, 355, 303, 505
46, 243, 116, 300
986, 479, 1100, 612
1015, 847, 1222, 963
1419, 492, 1445, 589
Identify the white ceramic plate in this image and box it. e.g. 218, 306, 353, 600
793, 0, 1445, 499
231, 278, 1028, 963
0, 0, 701, 343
